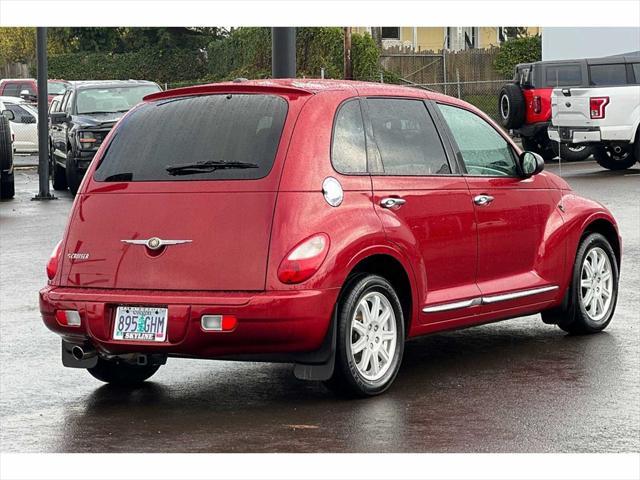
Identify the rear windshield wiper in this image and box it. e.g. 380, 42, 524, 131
166, 160, 259, 176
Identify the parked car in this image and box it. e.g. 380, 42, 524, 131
48, 80, 162, 194
40, 79, 621, 397
498, 53, 638, 161
549, 54, 640, 170
0, 96, 38, 153
0, 78, 70, 104
0, 111, 15, 199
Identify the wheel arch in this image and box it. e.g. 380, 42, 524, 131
582, 217, 621, 268
342, 248, 418, 336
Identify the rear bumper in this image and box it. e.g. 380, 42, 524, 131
549, 125, 636, 144
514, 121, 550, 138
548, 126, 601, 144
39, 286, 339, 360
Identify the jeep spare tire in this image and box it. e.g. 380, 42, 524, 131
499, 83, 526, 129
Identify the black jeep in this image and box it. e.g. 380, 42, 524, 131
49, 80, 161, 194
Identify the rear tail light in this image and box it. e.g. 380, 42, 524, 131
201, 315, 237, 332
532, 95, 541, 114
590, 97, 609, 119
46, 240, 63, 280
277, 234, 330, 284
55, 309, 81, 327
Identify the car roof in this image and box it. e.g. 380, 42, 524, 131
69, 80, 160, 90
143, 78, 461, 105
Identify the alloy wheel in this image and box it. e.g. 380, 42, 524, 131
349, 292, 397, 382
580, 246, 613, 324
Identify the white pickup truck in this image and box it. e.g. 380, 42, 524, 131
548, 56, 640, 170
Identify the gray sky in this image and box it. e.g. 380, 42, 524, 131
542, 27, 640, 60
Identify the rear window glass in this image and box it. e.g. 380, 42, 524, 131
589, 64, 627, 86
544, 65, 582, 87
94, 94, 288, 182
632, 64, 640, 83
367, 98, 450, 176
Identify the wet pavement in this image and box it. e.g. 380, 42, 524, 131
1, 162, 639, 453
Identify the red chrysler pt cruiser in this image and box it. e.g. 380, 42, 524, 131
40, 79, 621, 396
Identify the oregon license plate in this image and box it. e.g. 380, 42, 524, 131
113, 306, 168, 342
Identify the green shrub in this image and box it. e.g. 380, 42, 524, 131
494, 35, 541, 77
207, 27, 383, 81
43, 47, 208, 83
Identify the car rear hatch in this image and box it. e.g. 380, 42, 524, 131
59, 90, 309, 292
551, 88, 591, 127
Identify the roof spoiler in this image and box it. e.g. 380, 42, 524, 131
143, 82, 314, 102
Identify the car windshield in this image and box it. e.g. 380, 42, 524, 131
47, 81, 68, 95
94, 94, 288, 182
76, 85, 161, 115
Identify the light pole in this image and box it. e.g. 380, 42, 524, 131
272, 28, 296, 78
32, 26, 55, 201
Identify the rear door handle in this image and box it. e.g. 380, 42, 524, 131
380, 197, 406, 209
473, 194, 494, 206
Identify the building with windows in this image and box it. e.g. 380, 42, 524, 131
354, 27, 541, 52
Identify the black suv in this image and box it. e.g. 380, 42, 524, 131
49, 80, 161, 194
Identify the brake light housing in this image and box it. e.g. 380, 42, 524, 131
590, 96, 609, 119
46, 240, 63, 281
532, 95, 541, 114
278, 234, 330, 284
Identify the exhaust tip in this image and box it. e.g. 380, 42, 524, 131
71, 346, 85, 361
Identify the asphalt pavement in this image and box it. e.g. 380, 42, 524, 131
1, 161, 638, 453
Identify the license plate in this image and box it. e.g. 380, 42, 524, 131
113, 306, 168, 342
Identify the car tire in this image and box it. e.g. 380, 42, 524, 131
65, 150, 81, 195
51, 154, 67, 191
593, 144, 636, 170
543, 233, 619, 335
0, 116, 14, 200
325, 274, 405, 397
521, 135, 555, 160
0, 172, 15, 200
88, 357, 161, 385
551, 142, 594, 162
498, 83, 526, 129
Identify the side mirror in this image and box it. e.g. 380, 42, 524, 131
1, 110, 15, 121
19, 90, 36, 102
519, 151, 544, 178
49, 112, 69, 125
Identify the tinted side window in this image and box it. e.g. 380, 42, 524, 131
544, 65, 582, 87
331, 100, 367, 174
95, 94, 288, 182
633, 64, 640, 83
3, 84, 20, 97
590, 64, 627, 86
367, 98, 450, 176
438, 104, 518, 177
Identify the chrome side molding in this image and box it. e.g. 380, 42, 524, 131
481, 285, 558, 304
422, 297, 481, 313
422, 285, 559, 313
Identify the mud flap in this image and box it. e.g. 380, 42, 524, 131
61, 340, 97, 369
293, 308, 337, 381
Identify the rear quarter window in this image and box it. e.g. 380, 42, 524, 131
331, 99, 367, 174
94, 94, 288, 182
544, 64, 583, 87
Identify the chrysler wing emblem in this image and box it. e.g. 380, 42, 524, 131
121, 237, 192, 251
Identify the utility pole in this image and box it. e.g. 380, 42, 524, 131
343, 27, 352, 80
32, 27, 55, 201
271, 27, 296, 78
